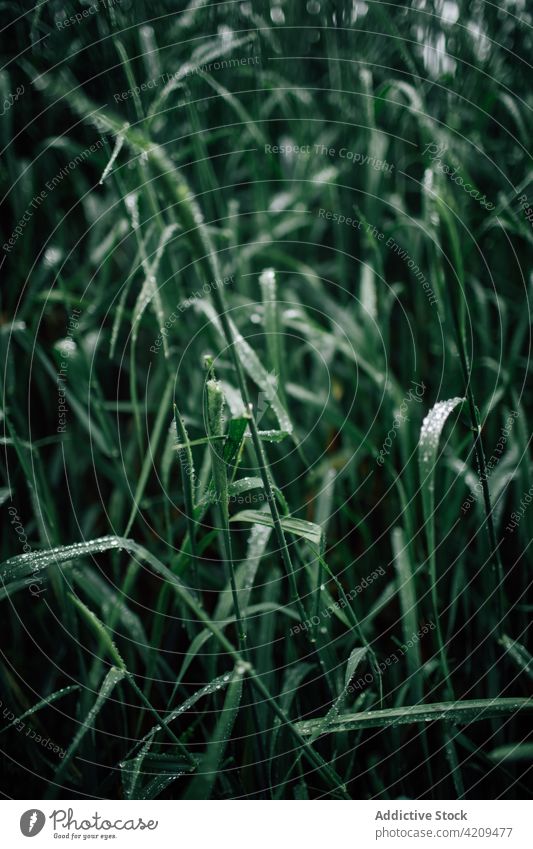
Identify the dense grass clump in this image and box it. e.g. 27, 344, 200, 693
0, 0, 532, 799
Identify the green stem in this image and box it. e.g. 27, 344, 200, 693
448, 276, 505, 624
439, 207, 505, 624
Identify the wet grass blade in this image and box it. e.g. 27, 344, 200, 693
296, 698, 533, 736
51, 667, 127, 792
419, 397, 464, 697
185, 664, 245, 799
230, 510, 323, 547
0, 686, 80, 735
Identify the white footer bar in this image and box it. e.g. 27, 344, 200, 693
4, 800, 530, 848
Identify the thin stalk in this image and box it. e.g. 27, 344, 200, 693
440, 207, 505, 623
174, 405, 199, 588
449, 285, 505, 621
310, 545, 383, 706
206, 378, 247, 652
210, 287, 308, 624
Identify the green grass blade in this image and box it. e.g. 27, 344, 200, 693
52, 667, 127, 790
185, 664, 245, 799
230, 510, 323, 547
419, 397, 464, 697
0, 685, 80, 735
296, 698, 533, 736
